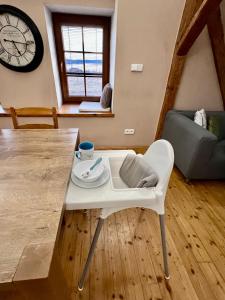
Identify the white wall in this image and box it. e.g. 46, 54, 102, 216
0, 0, 224, 147
175, 28, 223, 111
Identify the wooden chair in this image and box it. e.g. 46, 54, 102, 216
10, 107, 58, 129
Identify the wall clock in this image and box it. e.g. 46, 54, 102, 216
0, 5, 44, 72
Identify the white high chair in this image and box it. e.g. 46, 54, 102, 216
66, 140, 174, 291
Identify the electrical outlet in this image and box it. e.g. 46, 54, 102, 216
124, 129, 135, 135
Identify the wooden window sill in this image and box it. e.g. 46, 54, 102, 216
0, 106, 11, 117
0, 105, 114, 118
57, 105, 114, 117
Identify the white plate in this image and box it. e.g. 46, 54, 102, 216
72, 159, 104, 183
71, 167, 110, 189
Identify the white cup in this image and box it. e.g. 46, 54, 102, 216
76, 141, 94, 160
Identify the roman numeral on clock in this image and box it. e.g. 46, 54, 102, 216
26, 41, 34, 45
23, 28, 29, 34
5, 14, 10, 25
0, 48, 5, 55
27, 49, 34, 55
0, 20, 3, 28
23, 54, 28, 62
7, 54, 12, 63
16, 57, 20, 65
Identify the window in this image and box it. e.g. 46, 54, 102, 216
52, 13, 110, 103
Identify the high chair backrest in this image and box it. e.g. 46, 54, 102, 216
10, 107, 58, 129
143, 140, 174, 195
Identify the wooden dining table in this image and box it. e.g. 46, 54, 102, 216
0, 129, 79, 300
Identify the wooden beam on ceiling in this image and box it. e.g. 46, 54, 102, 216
207, 8, 225, 110
155, 0, 203, 139
177, 0, 222, 56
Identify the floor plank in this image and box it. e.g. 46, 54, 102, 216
59, 168, 225, 300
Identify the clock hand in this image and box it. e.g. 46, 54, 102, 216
2, 39, 22, 55
12, 41, 22, 56
3, 39, 33, 46
3, 38, 17, 43
13, 40, 33, 46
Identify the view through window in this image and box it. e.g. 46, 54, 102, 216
53, 14, 110, 103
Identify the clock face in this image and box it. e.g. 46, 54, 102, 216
0, 5, 43, 72
0, 13, 36, 67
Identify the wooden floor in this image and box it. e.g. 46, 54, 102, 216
58, 168, 225, 300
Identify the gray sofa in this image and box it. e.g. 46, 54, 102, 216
162, 110, 225, 180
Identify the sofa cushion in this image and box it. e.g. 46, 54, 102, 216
208, 115, 225, 141
194, 109, 207, 128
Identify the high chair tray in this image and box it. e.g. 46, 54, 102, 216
66, 150, 157, 210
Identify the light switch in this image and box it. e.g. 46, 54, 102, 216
131, 64, 137, 71
137, 64, 144, 71
131, 64, 143, 72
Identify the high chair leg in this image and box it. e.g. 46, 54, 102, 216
159, 215, 170, 279
78, 217, 104, 291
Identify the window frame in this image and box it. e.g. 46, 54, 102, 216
52, 13, 110, 104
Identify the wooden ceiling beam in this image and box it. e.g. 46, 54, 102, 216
177, 0, 222, 56
207, 8, 225, 110
155, 0, 203, 139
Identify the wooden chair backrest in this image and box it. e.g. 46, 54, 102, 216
10, 107, 58, 129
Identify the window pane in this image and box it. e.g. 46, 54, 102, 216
83, 27, 103, 52
86, 77, 102, 96
67, 76, 85, 96
61, 26, 82, 51
65, 52, 84, 73
85, 53, 102, 74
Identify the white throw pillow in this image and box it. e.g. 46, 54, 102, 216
194, 109, 207, 128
